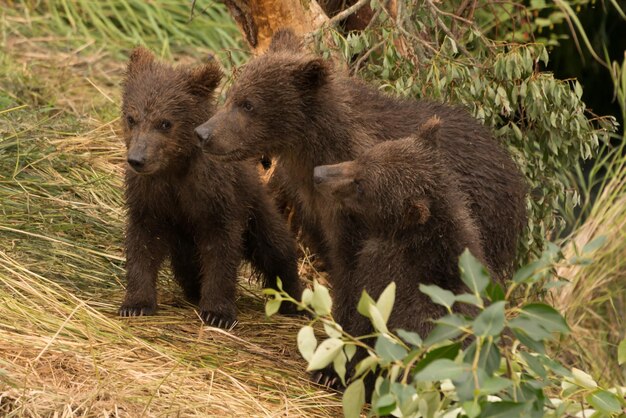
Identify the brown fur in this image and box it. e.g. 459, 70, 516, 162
312, 119, 483, 390
314, 118, 483, 337
195, 29, 527, 289
119, 47, 302, 327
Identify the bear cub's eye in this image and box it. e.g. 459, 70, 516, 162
354, 179, 364, 196
126, 115, 136, 127
159, 120, 172, 131
241, 100, 254, 112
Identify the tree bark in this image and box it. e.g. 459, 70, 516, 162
222, 0, 329, 53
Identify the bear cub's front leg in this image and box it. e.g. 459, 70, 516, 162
195, 230, 242, 329
119, 218, 168, 317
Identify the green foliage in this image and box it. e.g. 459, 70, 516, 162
313, 0, 617, 263
265, 242, 626, 417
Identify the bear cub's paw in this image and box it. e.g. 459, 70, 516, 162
119, 303, 156, 317
201, 310, 238, 329
311, 366, 345, 392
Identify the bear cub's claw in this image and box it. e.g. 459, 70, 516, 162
201, 310, 238, 330
311, 366, 345, 392
119, 304, 156, 317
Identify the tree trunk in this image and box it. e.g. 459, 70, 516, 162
222, 0, 329, 54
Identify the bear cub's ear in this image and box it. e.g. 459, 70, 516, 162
127, 46, 154, 75
188, 62, 223, 97
268, 28, 301, 53
420, 115, 441, 137
294, 57, 329, 90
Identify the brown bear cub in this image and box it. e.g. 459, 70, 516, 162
313, 118, 483, 389
195, 29, 527, 288
119, 47, 302, 328
314, 117, 483, 341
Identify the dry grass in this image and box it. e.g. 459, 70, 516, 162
550, 147, 626, 387
1, 2, 624, 416
0, 4, 342, 417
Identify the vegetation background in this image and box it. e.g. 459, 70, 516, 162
0, 0, 624, 416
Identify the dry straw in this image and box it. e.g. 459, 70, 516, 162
0, 4, 342, 416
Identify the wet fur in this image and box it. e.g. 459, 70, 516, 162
312, 121, 484, 391
316, 120, 483, 338
120, 47, 302, 327
197, 30, 527, 289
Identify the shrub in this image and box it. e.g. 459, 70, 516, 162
312, 0, 617, 263
266, 240, 625, 417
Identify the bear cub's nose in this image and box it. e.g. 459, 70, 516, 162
313, 166, 329, 184
195, 125, 213, 143
127, 157, 146, 170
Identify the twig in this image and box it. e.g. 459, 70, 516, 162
352, 40, 385, 75
432, 4, 474, 25
554, 0, 585, 64
383, 0, 437, 59
363, 4, 382, 32
424, 0, 471, 56
327, 0, 370, 27
451, 0, 470, 36
455, 0, 472, 17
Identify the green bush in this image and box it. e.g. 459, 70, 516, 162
313, 0, 617, 264
266, 239, 625, 417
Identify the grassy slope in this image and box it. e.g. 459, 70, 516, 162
0, 2, 341, 416
1, 1, 624, 416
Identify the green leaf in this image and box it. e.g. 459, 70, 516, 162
571, 367, 597, 389
333, 350, 347, 386
485, 282, 505, 302
511, 328, 545, 354
376, 282, 396, 323
462, 401, 480, 418
473, 301, 506, 337
459, 249, 489, 295
540, 356, 572, 377
342, 379, 365, 418
369, 304, 389, 333
357, 290, 375, 319
373, 393, 396, 415
301, 288, 313, 305
311, 281, 332, 316
396, 329, 422, 347
414, 359, 471, 381
413, 342, 461, 374
512, 259, 545, 284
419, 284, 456, 309
375, 335, 408, 363
297, 326, 317, 362
455, 293, 483, 306
478, 376, 513, 395
520, 352, 547, 379
307, 338, 344, 371
345, 344, 357, 361
586, 389, 622, 414
519, 303, 570, 335
424, 314, 468, 346
582, 235, 606, 254
354, 355, 378, 378
618, 339, 626, 365
323, 322, 343, 339
265, 298, 282, 317
480, 401, 530, 418
509, 317, 553, 341
463, 339, 501, 375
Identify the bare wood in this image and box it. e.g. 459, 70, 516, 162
327, 0, 369, 26
221, 0, 329, 53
